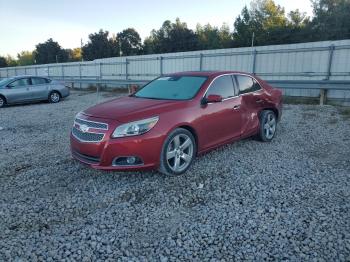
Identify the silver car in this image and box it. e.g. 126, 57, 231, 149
0, 75, 70, 108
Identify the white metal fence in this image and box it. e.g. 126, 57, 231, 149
1, 39, 350, 100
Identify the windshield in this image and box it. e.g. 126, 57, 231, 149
0, 78, 10, 86
134, 76, 208, 100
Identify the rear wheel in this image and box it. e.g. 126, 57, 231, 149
258, 110, 277, 142
0, 96, 6, 108
159, 128, 196, 176
49, 91, 61, 103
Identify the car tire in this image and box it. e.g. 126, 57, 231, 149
159, 128, 197, 176
258, 110, 277, 142
48, 91, 61, 103
0, 96, 6, 108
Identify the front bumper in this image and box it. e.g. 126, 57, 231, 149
70, 115, 164, 171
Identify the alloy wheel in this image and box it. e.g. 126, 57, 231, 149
263, 113, 276, 140
166, 134, 194, 172
50, 92, 60, 103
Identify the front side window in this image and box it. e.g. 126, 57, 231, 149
8, 78, 31, 88
235, 75, 261, 95
206, 75, 235, 99
135, 76, 208, 100
31, 77, 47, 85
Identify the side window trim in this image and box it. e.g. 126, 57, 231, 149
31, 77, 46, 85
7, 78, 32, 88
234, 74, 261, 96
205, 74, 236, 100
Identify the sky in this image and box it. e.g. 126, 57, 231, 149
0, 0, 313, 57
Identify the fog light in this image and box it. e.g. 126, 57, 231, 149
113, 156, 143, 166
126, 156, 136, 164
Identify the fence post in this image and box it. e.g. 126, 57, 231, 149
125, 58, 129, 80
24, 67, 27, 75
252, 49, 257, 75
14, 67, 17, 76
35, 67, 38, 76
159, 56, 163, 76
199, 53, 203, 71
61, 65, 64, 79
47, 65, 50, 77
326, 45, 335, 80
6, 68, 9, 77
79, 63, 82, 89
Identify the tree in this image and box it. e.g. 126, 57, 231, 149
5, 55, 17, 67
17, 51, 34, 66
196, 23, 234, 50
196, 24, 222, 50
0, 56, 8, 68
233, 0, 310, 46
82, 30, 119, 61
143, 18, 200, 54
68, 48, 82, 62
34, 38, 69, 64
117, 28, 142, 56
311, 0, 350, 40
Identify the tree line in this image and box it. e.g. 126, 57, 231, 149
0, 0, 349, 68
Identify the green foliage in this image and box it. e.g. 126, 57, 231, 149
68, 48, 82, 62
143, 18, 200, 54
311, 0, 350, 40
17, 51, 34, 66
82, 30, 119, 61
5, 55, 18, 67
117, 28, 142, 56
0, 56, 8, 68
1, 0, 350, 65
34, 38, 69, 64
196, 23, 234, 50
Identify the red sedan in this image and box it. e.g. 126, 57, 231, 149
70, 71, 282, 175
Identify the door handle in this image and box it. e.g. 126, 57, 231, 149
256, 99, 263, 103
233, 105, 240, 110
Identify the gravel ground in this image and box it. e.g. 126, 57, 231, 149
0, 91, 350, 261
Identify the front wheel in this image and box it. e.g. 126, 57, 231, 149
0, 96, 5, 108
49, 91, 61, 103
159, 128, 196, 176
258, 110, 277, 142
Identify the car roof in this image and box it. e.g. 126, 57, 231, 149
10, 75, 48, 79
165, 71, 255, 78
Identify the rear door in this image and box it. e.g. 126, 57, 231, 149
197, 75, 241, 149
5, 78, 32, 103
234, 74, 264, 135
30, 77, 49, 100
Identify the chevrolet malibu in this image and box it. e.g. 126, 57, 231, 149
71, 71, 282, 176
0, 75, 69, 107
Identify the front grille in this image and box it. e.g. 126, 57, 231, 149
73, 150, 100, 164
72, 127, 104, 143
75, 118, 108, 130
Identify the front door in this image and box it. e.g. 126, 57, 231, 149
197, 75, 241, 150
5, 78, 32, 103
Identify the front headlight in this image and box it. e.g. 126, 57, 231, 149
111, 116, 159, 138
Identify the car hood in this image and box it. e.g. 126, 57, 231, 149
82, 96, 184, 122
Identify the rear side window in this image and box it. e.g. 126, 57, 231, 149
31, 77, 47, 85
206, 75, 235, 99
235, 75, 261, 95
8, 78, 31, 88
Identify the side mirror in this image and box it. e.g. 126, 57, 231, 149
204, 94, 223, 104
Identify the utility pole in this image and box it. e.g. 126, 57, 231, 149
81, 38, 84, 62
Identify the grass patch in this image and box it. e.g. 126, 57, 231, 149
283, 96, 319, 105
338, 107, 350, 120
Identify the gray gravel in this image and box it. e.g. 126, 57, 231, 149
0, 91, 350, 261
